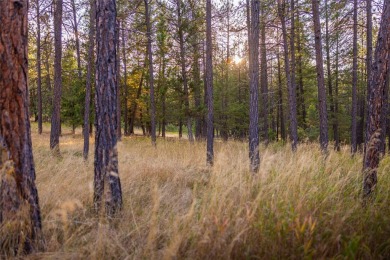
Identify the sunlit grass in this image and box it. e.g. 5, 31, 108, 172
27, 123, 390, 259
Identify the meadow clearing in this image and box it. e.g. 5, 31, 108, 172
28, 124, 390, 259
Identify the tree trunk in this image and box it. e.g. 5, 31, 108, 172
363, 0, 390, 198
83, 0, 95, 161
260, 2, 269, 145
36, 0, 43, 135
335, 17, 341, 152
289, 0, 298, 148
311, 0, 328, 153
206, 0, 214, 166
378, 2, 389, 155
278, 0, 298, 151
380, 78, 389, 154
116, 21, 121, 140
43, 34, 52, 93
202, 39, 208, 139
94, 0, 122, 214
277, 48, 286, 141
161, 59, 167, 138
193, 37, 202, 141
50, 0, 63, 153
176, 0, 194, 143
351, 0, 358, 154
145, 0, 156, 146
325, 0, 339, 151
249, 0, 260, 172
129, 69, 145, 134
365, 0, 373, 151
179, 119, 183, 138
71, 0, 82, 78
0, 0, 42, 253
221, 3, 230, 142
296, 11, 306, 128
122, 26, 129, 135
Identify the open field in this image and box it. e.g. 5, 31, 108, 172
27, 124, 390, 259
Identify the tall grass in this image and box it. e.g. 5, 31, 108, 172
27, 124, 390, 259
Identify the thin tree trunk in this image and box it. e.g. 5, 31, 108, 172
202, 39, 208, 139
358, 14, 366, 150
116, 21, 121, 140
177, 0, 193, 143
221, 3, 230, 142
179, 119, 183, 138
277, 49, 286, 141
351, 0, 358, 154
140, 108, 146, 135
50, 0, 63, 153
365, 0, 373, 152
206, 0, 214, 166
363, 0, 390, 198
311, 0, 328, 153
0, 0, 42, 252
325, 0, 339, 151
122, 26, 129, 135
194, 60, 202, 140
289, 0, 298, 148
335, 18, 341, 152
145, 0, 156, 146
160, 51, 167, 138
44, 35, 52, 93
296, 12, 306, 128
278, 0, 298, 151
129, 69, 145, 134
270, 59, 276, 139
192, 32, 202, 140
260, 2, 269, 145
83, 0, 95, 160
249, 0, 260, 172
94, 0, 122, 214
71, 0, 82, 77
36, 0, 43, 135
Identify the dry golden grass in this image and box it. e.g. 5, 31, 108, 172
25, 124, 390, 259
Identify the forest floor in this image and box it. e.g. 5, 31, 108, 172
27, 123, 390, 259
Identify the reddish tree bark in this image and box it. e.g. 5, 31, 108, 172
363, 0, 390, 198
0, 0, 42, 253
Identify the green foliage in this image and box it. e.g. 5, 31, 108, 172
61, 47, 85, 130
